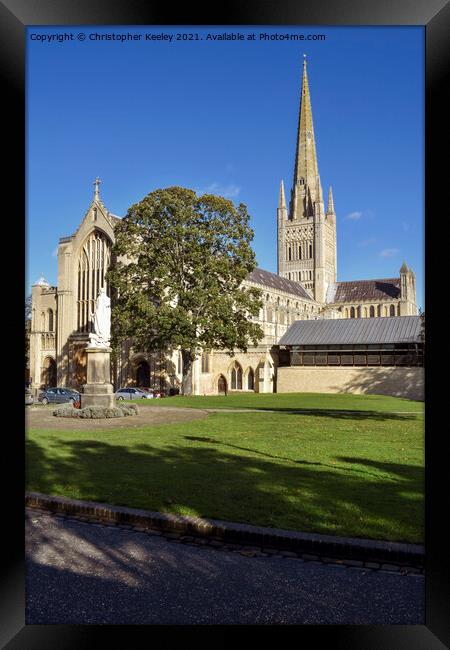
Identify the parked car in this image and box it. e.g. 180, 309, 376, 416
38, 387, 81, 406
25, 388, 34, 405
115, 387, 154, 400
141, 387, 166, 398
140, 387, 156, 398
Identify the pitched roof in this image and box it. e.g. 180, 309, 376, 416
326, 279, 400, 303
278, 315, 421, 346
246, 268, 314, 300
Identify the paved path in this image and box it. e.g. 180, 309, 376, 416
26, 509, 424, 625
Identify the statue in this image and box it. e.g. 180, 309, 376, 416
88, 287, 111, 348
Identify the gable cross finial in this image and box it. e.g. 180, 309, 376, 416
94, 176, 102, 201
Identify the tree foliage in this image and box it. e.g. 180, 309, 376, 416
108, 187, 264, 393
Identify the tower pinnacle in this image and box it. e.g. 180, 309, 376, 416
279, 180, 286, 209
326, 186, 335, 215
93, 177, 102, 201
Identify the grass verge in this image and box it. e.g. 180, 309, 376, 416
27, 394, 424, 543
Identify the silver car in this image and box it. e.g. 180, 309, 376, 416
115, 387, 153, 400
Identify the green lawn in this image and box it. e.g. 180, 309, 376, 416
139, 391, 423, 413
26, 393, 424, 543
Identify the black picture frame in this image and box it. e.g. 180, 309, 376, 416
5, 0, 449, 647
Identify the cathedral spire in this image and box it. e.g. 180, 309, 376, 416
326, 186, 335, 216
292, 56, 319, 200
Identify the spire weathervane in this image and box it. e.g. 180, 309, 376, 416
93, 176, 102, 201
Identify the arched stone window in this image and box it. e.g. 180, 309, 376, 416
390, 304, 396, 317
288, 246, 292, 261
48, 308, 54, 332
299, 245, 302, 260
201, 351, 210, 373
41, 311, 46, 331
369, 305, 375, 318
309, 243, 313, 258
350, 306, 355, 318
77, 230, 112, 333
246, 368, 255, 391
230, 362, 243, 390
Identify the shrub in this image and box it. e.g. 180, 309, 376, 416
53, 403, 139, 419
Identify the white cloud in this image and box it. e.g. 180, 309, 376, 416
379, 248, 400, 258
358, 237, 377, 247
345, 211, 363, 221
196, 182, 241, 198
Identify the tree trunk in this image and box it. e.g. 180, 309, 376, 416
181, 349, 194, 396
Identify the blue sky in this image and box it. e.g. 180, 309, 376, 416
27, 25, 424, 308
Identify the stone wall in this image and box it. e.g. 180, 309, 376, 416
276, 366, 424, 401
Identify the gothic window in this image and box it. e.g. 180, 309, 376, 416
41, 311, 46, 331
309, 243, 313, 258
350, 307, 355, 319
390, 304, 395, 317
369, 305, 375, 318
288, 246, 292, 261
299, 245, 302, 260
48, 309, 54, 332
77, 230, 112, 333
288, 273, 291, 280
247, 368, 255, 391
230, 362, 243, 390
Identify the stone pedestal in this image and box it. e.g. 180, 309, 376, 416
81, 346, 116, 409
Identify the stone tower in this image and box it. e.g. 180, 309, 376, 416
399, 261, 417, 316
277, 57, 337, 303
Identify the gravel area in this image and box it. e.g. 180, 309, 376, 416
26, 404, 209, 430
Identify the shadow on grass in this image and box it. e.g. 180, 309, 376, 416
26, 436, 424, 543
213, 408, 421, 420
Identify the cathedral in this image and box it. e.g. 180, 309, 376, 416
29, 59, 418, 397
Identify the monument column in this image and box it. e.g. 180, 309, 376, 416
81, 346, 115, 408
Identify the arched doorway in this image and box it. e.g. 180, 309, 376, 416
136, 359, 150, 388
41, 357, 56, 388
218, 375, 227, 395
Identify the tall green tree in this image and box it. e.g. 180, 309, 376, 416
108, 187, 264, 394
